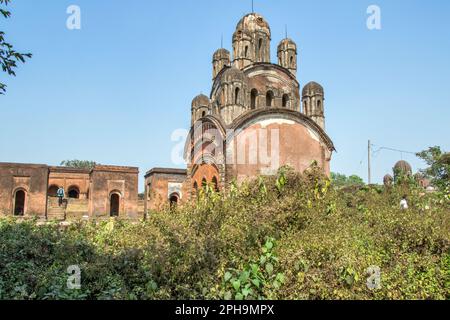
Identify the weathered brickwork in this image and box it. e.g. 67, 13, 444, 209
179, 13, 334, 202
0, 163, 139, 220
0, 163, 48, 218
0, 13, 336, 216
144, 168, 188, 213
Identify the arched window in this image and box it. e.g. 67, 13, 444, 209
110, 193, 120, 217
251, 89, 258, 109
13, 189, 26, 216
48, 185, 59, 197
244, 46, 248, 58
258, 39, 263, 60
68, 186, 80, 199
235, 87, 240, 105
193, 181, 198, 198
202, 111, 206, 118
290, 56, 294, 65
266, 91, 274, 107
202, 178, 208, 189
303, 101, 307, 114
317, 100, 322, 109
282, 94, 289, 107
212, 176, 219, 192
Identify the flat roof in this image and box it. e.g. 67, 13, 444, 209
145, 167, 187, 178
0, 162, 48, 169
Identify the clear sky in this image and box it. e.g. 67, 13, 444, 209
1, 0, 449, 190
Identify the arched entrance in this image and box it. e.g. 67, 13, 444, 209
68, 186, 80, 199
110, 193, 120, 217
169, 193, 180, 208
13, 189, 26, 216
48, 185, 59, 197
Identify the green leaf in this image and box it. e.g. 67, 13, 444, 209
251, 279, 260, 288
235, 293, 244, 300
265, 263, 274, 275
260, 255, 266, 265
224, 272, 232, 282
232, 280, 241, 291
239, 271, 249, 284
224, 291, 232, 300
276, 273, 285, 283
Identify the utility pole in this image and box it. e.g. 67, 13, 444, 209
368, 140, 372, 185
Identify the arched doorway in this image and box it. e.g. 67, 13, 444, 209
68, 186, 80, 199
48, 185, 59, 197
212, 176, 219, 192
193, 181, 198, 197
110, 193, 120, 217
13, 189, 26, 216
169, 193, 179, 208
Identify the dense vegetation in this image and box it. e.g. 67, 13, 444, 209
0, 166, 448, 300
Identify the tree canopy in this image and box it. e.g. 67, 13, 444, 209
60, 160, 98, 170
416, 146, 449, 191
330, 172, 365, 188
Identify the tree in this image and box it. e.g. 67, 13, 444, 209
1, 0, 32, 94
331, 172, 365, 188
60, 160, 98, 170
416, 146, 449, 191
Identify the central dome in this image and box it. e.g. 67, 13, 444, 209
235, 13, 271, 38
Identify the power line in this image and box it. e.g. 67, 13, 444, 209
372, 145, 417, 156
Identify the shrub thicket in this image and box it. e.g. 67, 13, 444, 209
0, 166, 449, 300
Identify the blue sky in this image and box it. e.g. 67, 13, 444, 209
1, 0, 449, 189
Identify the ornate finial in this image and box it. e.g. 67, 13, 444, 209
221, 34, 223, 49
285, 25, 288, 39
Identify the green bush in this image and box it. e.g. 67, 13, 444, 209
0, 166, 448, 300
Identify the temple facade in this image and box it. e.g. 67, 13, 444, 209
0, 13, 335, 219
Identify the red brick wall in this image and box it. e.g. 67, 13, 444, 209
89, 166, 139, 220
0, 163, 48, 218
228, 119, 331, 183
145, 171, 188, 213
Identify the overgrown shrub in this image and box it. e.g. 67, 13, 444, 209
0, 166, 448, 300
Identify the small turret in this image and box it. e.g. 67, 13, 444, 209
233, 13, 271, 69
302, 81, 325, 130
191, 94, 210, 125
212, 48, 230, 80
277, 38, 297, 76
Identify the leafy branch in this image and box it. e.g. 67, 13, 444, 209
1, 0, 32, 94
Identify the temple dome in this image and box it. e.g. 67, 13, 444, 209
213, 48, 230, 61
393, 160, 413, 176
235, 13, 271, 38
302, 81, 324, 97
191, 94, 209, 109
278, 38, 297, 50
